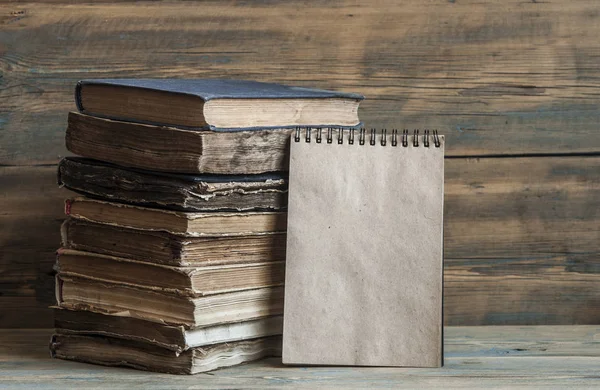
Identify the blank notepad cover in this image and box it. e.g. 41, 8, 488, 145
283, 129, 444, 367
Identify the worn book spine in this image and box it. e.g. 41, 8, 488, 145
75, 78, 363, 130
53, 308, 187, 352
65, 112, 293, 174
54, 307, 284, 353
60, 218, 287, 266
57, 158, 288, 212
55, 274, 285, 328
60, 218, 185, 265
55, 248, 286, 297
63, 196, 288, 237
50, 334, 282, 374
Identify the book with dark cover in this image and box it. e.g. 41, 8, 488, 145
65, 112, 294, 174
61, 219, 286, 266
58, 157, 288, 211
76, 79, 363, 130
54, 308, 283, 353
51, 333, 282, 374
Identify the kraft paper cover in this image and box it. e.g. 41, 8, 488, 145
283, 130, 444, 367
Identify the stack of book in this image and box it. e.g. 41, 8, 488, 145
50, 79, 363, 374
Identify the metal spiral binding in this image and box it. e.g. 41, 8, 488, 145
294, 127, 441, 147
433, 130, 441, 147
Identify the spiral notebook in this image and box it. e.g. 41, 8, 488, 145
283, 128, 444, 368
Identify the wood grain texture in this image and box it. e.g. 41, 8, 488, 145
2, 1, 600, 164
2, 156, 598, 327
0, 327, 598, 388
0, 167, 65, 328
445, 155, 600, 325
1, 0, 600, 327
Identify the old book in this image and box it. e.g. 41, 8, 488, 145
55, 248, 285, 296
66, 112, 295, 175
283, 129, 445, 367
51, 333, 281, 374
61, 219, 286, 266
54, 308, 283, 353
58, 157, 288, 211
75, 79, 363, 130
65, 197, 287, 236
56, 275, 284, 328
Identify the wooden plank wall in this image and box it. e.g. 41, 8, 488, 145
1, 1, 599, 327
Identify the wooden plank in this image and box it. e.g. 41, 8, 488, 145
2, 156, 599, 327
444, 155, 600, 325
0, 327, 598, 388
0, 298, 53, 328
2, 1, 600, 164
0, 166, 64, 328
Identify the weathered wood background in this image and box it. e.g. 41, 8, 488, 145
1, 1, 599, 327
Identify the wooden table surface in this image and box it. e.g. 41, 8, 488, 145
1, 326, 598, 389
